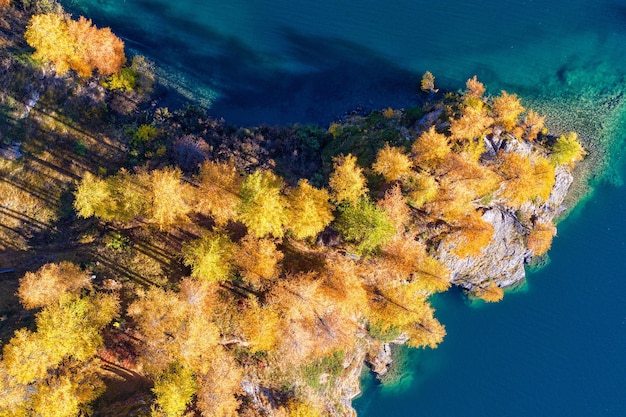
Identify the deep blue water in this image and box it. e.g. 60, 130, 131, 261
61, 0, 626, 415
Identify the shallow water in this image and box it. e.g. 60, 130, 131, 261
61, 0, 626, 415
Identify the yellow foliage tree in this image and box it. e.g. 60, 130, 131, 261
328, 154, 367, 204
492, 91, 525, 131
127, 284, 220, 375
143, 167, 192, 230
195, 160, 242, 226
284, 399, 322, 417
498, 152, 555, 207
404, 171, 438, 209
551, 131, 586, 167
239, 297, 281, 353
182, 232, 235, 283
74, 170, 148, 223
238, 170, 289, 238
73, 172, 111, 219
196, 348, 243, 417
377, 184, 411, 231
449, 104, 493, 142
18, 262, 91, 309
447, 211, 494, 258
420, 71, 437, 93
234, 235, 283, 288
25, 14, 125, 77
152, 363, 197, 417
28, 361, 104, 417
287, 179, 334, 240
411, 126, 451, 170
372, 143, 413, 182
2, 293, 118, 385
367, 280, 445, 349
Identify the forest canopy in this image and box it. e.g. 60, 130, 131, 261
0, 7, 585, 414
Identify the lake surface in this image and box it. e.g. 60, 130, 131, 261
61, 0, 626, 415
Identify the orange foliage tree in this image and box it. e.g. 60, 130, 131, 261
526, 222, 557, 256
411, 126, 451, 170
372, 143, 413, 182
194, 160, 242, 226
492, 91, 525, 131
25, 14, 126, 77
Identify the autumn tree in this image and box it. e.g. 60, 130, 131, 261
372, 143, 412, 182
195, 348, 243, 417
2, 293, 118, 385
377, 184, 411, 231
238, 297, 281, 353
411, 126, 451, 170
238, 170, 289, 238
403, 171, 438, 209
127, 282, 220, 375
17, 262, 91, 309
550, 131, 585, 166
287, 179, 334, 240
151, 363, 197, 417
527, 221, 557, 256
497, 151, 555, 207
449, 104, 493, 149
420, 71, 437, 94
75, 167, 192, 229
475, 282, 504, 303
492, 91, 525, 131
74, 170, 147, 223
25, 14, 125, 77
446, 211, 494, 258
142, 167, 193, 230
195, 160, 242, 226
465, 75, 486, 100
182, 232, 235, 283
381, 236, 450, 293
0, 291, 118, 416
335, 199, 395, 255
234, 235, 283, 288
523, 109, 546, 141
367, 279, 445, 348
328, 154, 367, 204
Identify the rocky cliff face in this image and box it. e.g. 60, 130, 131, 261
437, 162, 574, 291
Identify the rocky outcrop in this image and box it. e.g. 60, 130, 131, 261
437, 160, 574, 291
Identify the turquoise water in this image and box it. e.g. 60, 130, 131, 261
60, 0, 626, 415
356, 177, 626, 415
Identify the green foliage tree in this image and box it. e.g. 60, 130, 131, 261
335, 199, 395, 255
551, 131, 585, 166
